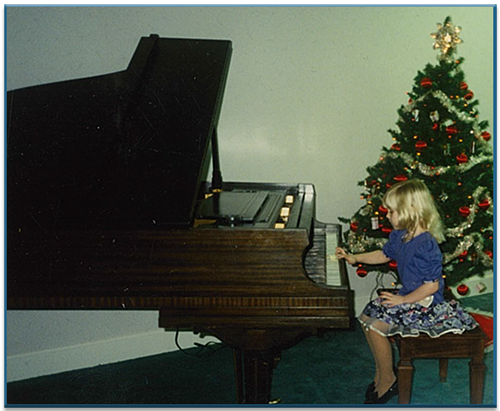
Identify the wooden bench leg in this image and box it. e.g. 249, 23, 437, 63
469, 359, 485, 404
397, 359, 413, 404
439, 358, 448, 382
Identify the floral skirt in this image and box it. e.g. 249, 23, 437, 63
359, 297, 478, 338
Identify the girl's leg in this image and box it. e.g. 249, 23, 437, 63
368, 329, 396, 396
362, 326, 380, 385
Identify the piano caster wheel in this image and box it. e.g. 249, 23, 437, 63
269, 398, 282, 404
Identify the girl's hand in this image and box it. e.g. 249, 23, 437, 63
380, 292, 405, 307
335, 247, 357, 265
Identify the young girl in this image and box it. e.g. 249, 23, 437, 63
335, 179, 477, 404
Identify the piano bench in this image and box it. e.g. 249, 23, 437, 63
394, 327, 487, 405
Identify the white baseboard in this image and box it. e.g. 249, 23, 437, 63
7, 330, 220, 383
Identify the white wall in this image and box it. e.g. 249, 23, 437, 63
6, 6, 495, 382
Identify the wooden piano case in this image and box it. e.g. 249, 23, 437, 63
7, 35, 353, 404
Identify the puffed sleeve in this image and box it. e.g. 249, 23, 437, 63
382, 230, 402, 260
414, 237, 443, 283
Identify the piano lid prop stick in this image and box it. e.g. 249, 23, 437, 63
211, 128, 223, 192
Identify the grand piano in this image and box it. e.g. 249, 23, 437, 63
7, 35, 354, 404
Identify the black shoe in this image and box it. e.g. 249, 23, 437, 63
365, 381, 376, 400
365, 368, 397, 401
364, 379, 398, 404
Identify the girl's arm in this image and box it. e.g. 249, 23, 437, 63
380, 281, 439, 307
335, 248, 391, 265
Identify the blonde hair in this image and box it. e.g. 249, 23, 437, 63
383, 179, 446, 243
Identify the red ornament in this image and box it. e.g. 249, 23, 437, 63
415, 141, 428, 150
356, 266, 368, 278
378, 205, 388, 215
459, 250, 468, 262
457, 284, 469, 296
485, 250, 493, 259
460, 81, 468, 90
420, 77, 432, 88
464, 91, 474, 100
391, 143, 401, 151
459, 206, 471, 217
432, 122, 439, 131
479, 199, 491, 211
381, 226, 393, 234
388, 260, 398, 270
446, 125, 458, 135
394, 174, 408, 182
456, 153, 468, 164
481, 131, 491, 141
350, 221, 359, 232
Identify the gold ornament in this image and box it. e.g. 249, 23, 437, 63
430, 18, 462, 56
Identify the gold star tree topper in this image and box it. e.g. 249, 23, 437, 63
431, 17, 462, 56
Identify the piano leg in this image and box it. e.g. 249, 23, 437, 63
234, 348, 281, 404
162, 323, 312, 405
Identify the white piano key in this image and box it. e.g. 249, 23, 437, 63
325, 231, 341, 286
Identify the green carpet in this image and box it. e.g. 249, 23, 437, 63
6, 295, 495, 406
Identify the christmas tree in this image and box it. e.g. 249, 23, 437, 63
340, 17, 494, 291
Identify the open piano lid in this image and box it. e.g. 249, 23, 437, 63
7, 35, 232, 229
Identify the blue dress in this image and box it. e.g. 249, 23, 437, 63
359, 230, 477, 337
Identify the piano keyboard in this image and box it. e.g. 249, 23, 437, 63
325, 231, 341, 286
304, 223, 343, 286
